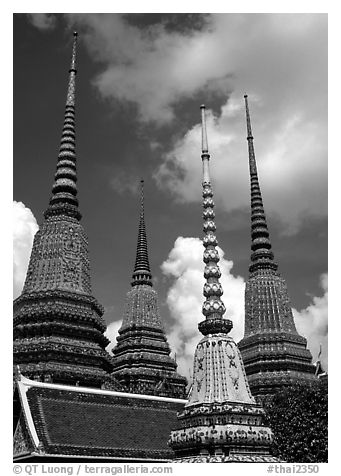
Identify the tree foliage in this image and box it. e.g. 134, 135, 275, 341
264, 380, 328, 463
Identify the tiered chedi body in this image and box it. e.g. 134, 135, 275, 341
111, 181, 187, 398
169, 106, 277, 463
238, 95, 315, 401
13, 33, 117, 389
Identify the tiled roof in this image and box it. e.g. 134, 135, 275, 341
14, 376, 186, 461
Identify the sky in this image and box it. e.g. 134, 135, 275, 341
13, 13, 328, 377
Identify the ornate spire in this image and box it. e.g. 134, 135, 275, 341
131, 180, 152, 286
112, 181, 187, 398
198, 105, 232, 336
45, 32, 81, 221
13, 32, 120, 390
169, 105, 277, 463
238, 95, 316, 401
244, 94, 277, 273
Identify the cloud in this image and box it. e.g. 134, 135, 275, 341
155, 91, 327, 233
13, 201, 39, 299
66, 13, 223, 124
65, 14, 326, 125
105, 319, 123, 353
162, 237, 328, 381
161, 236, 245, 381
65, 13, 326, 233
27, 14, 57, 30
293, 273, 328, 371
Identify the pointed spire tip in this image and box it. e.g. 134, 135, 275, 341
131, 178, 152, 287
44, 23, 80, 220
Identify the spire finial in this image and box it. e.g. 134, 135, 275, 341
44, 31, 80, 220
200, 105, 211, 184
131, 180, 152, 287
69, 31, 78, 74
198, 105, 232, 336
244, 94, 256, 173
200, 104, 209, 154
140, 178, 145, 216
244, 95, 277, 273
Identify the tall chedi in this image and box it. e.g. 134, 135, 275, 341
169, 106, 277, 463
13, 32, 117, 389
238, 95, 316, 401
111, 180, 187, 398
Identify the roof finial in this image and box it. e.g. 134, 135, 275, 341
131, 179, 152, 287
198, 105, 232, 336
44, 31, 80, 220
15, 365, 22, 381
243, 95, 277, 273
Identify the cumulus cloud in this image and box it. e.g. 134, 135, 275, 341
63, 13, 326, 233
162, 238, 328, 381
105, 319, 122, 353
66, 13, 224, 124
293, 273, 328, 371
161, 236, 245, 381
27, 14, 57, 30
155, 91, 327, 233
64, 14, 326, 125
13, 201, 39, 299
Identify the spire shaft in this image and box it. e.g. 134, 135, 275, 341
198, 105, 232, 336
131, 180, 152, 286
244, 95, 277, 273
200, 104, 209, 153
45, 32, 80, 220
244, 94, 257, 175
200, 105, 210, 183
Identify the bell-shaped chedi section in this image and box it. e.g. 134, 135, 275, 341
237, 96, 316, 402
13, 33, 119, 390
111, 181, 187, 398
169, 106, 277, 462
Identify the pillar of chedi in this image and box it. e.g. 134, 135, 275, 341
111, 181, 187, 398
169, 106, 277, 462
238, 95, 316, 401
13, 33, 117, 389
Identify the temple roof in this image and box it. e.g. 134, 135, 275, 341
14, 375, 186, 462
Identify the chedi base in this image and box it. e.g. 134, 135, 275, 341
169, 334, 278, 462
